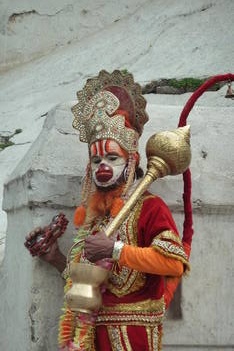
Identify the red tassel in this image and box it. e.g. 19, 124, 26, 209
73, 206, 86, 226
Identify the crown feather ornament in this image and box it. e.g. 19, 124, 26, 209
72, 70, 149, 151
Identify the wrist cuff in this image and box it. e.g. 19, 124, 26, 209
112, 241, 124, 261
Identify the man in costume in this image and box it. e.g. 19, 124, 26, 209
26, 70, 190, 351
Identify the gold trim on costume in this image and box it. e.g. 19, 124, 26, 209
101, 297, 165, 313
107, 324, 161, 351
108, 198, 147, 296
107, 325, 133, 351
156, 230, 183, 245
152, 238, 188, 262
146, 325, 160, 351
122, 326, 132, 351
96, 297, 165, 327
107, 326, 124, 351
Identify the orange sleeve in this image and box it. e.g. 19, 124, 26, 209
119, 244, 184, 277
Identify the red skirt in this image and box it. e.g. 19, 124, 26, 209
96, 324, 163, 351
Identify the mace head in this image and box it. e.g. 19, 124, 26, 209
146, 125, 191, 176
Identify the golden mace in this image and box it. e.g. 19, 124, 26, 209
66, 126, 191, 313
105, 125, 191, 237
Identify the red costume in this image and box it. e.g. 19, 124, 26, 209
95, 193, 189, 351
58, 70, 190, 351
59, 192, 189, 351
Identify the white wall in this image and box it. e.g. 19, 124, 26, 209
0, 0, 144, 71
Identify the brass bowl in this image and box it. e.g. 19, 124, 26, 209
65, 262, 109, 313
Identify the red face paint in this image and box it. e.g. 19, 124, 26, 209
90, 140, 128, 187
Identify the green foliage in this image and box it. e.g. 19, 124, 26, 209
15, 128, 22, 134
0, 128, 22, 150
0, 141, 14, 150
121, 69, 129, 75
167, 78, 206, 90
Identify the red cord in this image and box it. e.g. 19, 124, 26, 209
165, 73, 234, 308
178, 73, 234, 251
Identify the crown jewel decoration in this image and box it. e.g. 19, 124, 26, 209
72, 70, 149, 152
73, 90, 138, 152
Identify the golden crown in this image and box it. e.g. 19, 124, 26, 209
72, 70, 149, 152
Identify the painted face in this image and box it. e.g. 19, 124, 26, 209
90, 139, 128, 188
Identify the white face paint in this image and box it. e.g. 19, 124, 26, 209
90, 139, 128, 188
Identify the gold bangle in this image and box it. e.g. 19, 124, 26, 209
112, 241, 124, 261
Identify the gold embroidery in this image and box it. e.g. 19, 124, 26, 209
96, 298, 165, 327
153, 326, 160, 351
109, 264, 146, 296
108, 198, 147, 296
107, 326, 124, 351
107, 325, 161, 351
158, 326, 163, 351
146, 326, 153, 350
156, 230, 183, 245
125, 195, 141, 245
121, 325, 132, 351
101, 297, 165, 313
151, 238, 190, 269
146, 325, 160, 351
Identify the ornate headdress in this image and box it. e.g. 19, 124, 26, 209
71, 70, 149, 152
71, 70, 149, 225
